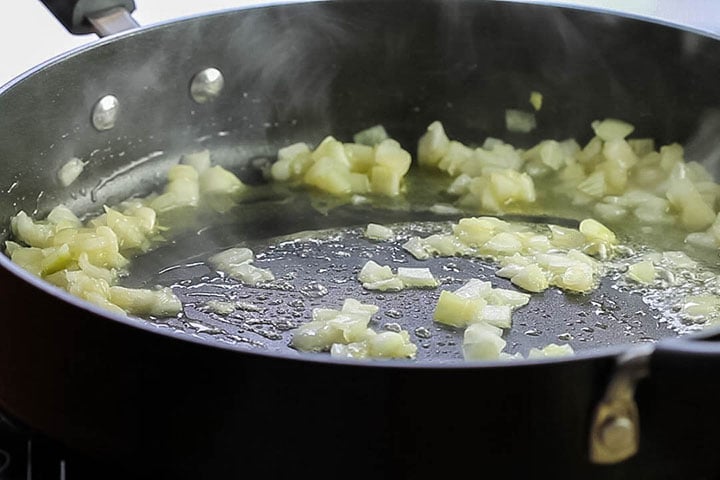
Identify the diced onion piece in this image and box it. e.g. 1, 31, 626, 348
150, 165, 200, 212
40, 244, 71, 276
500, 352, 525, 361
364, 223, 394, 241
199, 165, 247, 200
666, 178, 716, 231
548, 225, 585, 249
209, 247, 254, 269
488, 170, 536, 206
505, 109, 536, 133
429, 204, 463, 215
536, 253, 576, 274
579, 218, 617, 245
454, 279, 493, 300
328, 314, 374, 344
304, 156, 352, 196
434, 290, 486, 328
4, 241, 21, 256
366, 331, 417, 359
353, 125, 389, 146
447, 174, 473, 196
529, 91, 543, 111
423, 234, 471, 257
77, 252, 114, 283
495, 263, 525, 279
225, 263, 275, 285
292, 299, 379, 352
524, 234, 552, 253
603, 139, 638, 171
468, 321, 503, 337
57, 157, 86, 187
205, 300, 236, 315
358, 260, 394, 284
342, 298, 380, 317
330, 341, 370, 359
370, 165, 403, 197
591, 118, 635, 141
453, 217, 499, 247
628, 138, 655, 157
362, 277, 405, 292
348, 173, 371, 194
208, 247, 274, 285
557, 263, 595, 293
418, 121, 450, 168
528, 343, 575, 358
311, 137, 349, 165
345, 143, 375, 174
576, 171, 606, 198
11, 211, 55, 248
462, 323, 507, 360
485, 288, 531, 308
477, 304, 512, 329
10, 247, 45, 276
510, 264, 549, 293
271, 143, 312, 181
626, 260, 656, 284
402, 236, 432, 260
313, 308, 340, 322
292, 320, 352, 352
480, 232, 523, 256
686, 232, 717, 249
471, 143, 524, 175
396, 267, 439, 288
105, 207, 151, 252
680, 295, 720, 323
374, 139, 412, 177
180, 149, 211, 173
662, 251, 696, 268
578, 136, 603, 164
594, 202, 628, 222
108, 286, 182, 317
47, 205, 82, 230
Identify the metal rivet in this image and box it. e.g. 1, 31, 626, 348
599, 416, 635, 453
92, 95, 119, 131
190, 67, 224, 104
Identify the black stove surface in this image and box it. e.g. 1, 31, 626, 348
0, 418, 140, 480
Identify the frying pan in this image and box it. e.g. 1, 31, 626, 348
1, 0, 720, 478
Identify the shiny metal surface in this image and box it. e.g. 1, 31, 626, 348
87, 6, 140, 37
589, 344, 653, 464
90, 94, 120, 131
189, 67, 224, 104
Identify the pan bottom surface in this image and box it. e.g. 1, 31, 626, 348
118, 198, 706, 363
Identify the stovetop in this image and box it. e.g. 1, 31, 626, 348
0, 418, 68, 480
0, 418, 139, 480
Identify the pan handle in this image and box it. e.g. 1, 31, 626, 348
588, 328, 720, 474
38, 0, 138, 36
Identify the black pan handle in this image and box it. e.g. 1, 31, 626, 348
39, 0, 137, 35
585, 330, 720, 477
615, 330, 720, 476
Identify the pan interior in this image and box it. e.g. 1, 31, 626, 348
113, 182, 705, 363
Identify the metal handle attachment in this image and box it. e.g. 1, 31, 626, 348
588, 344, 653, 464
39, 0, 138, 36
